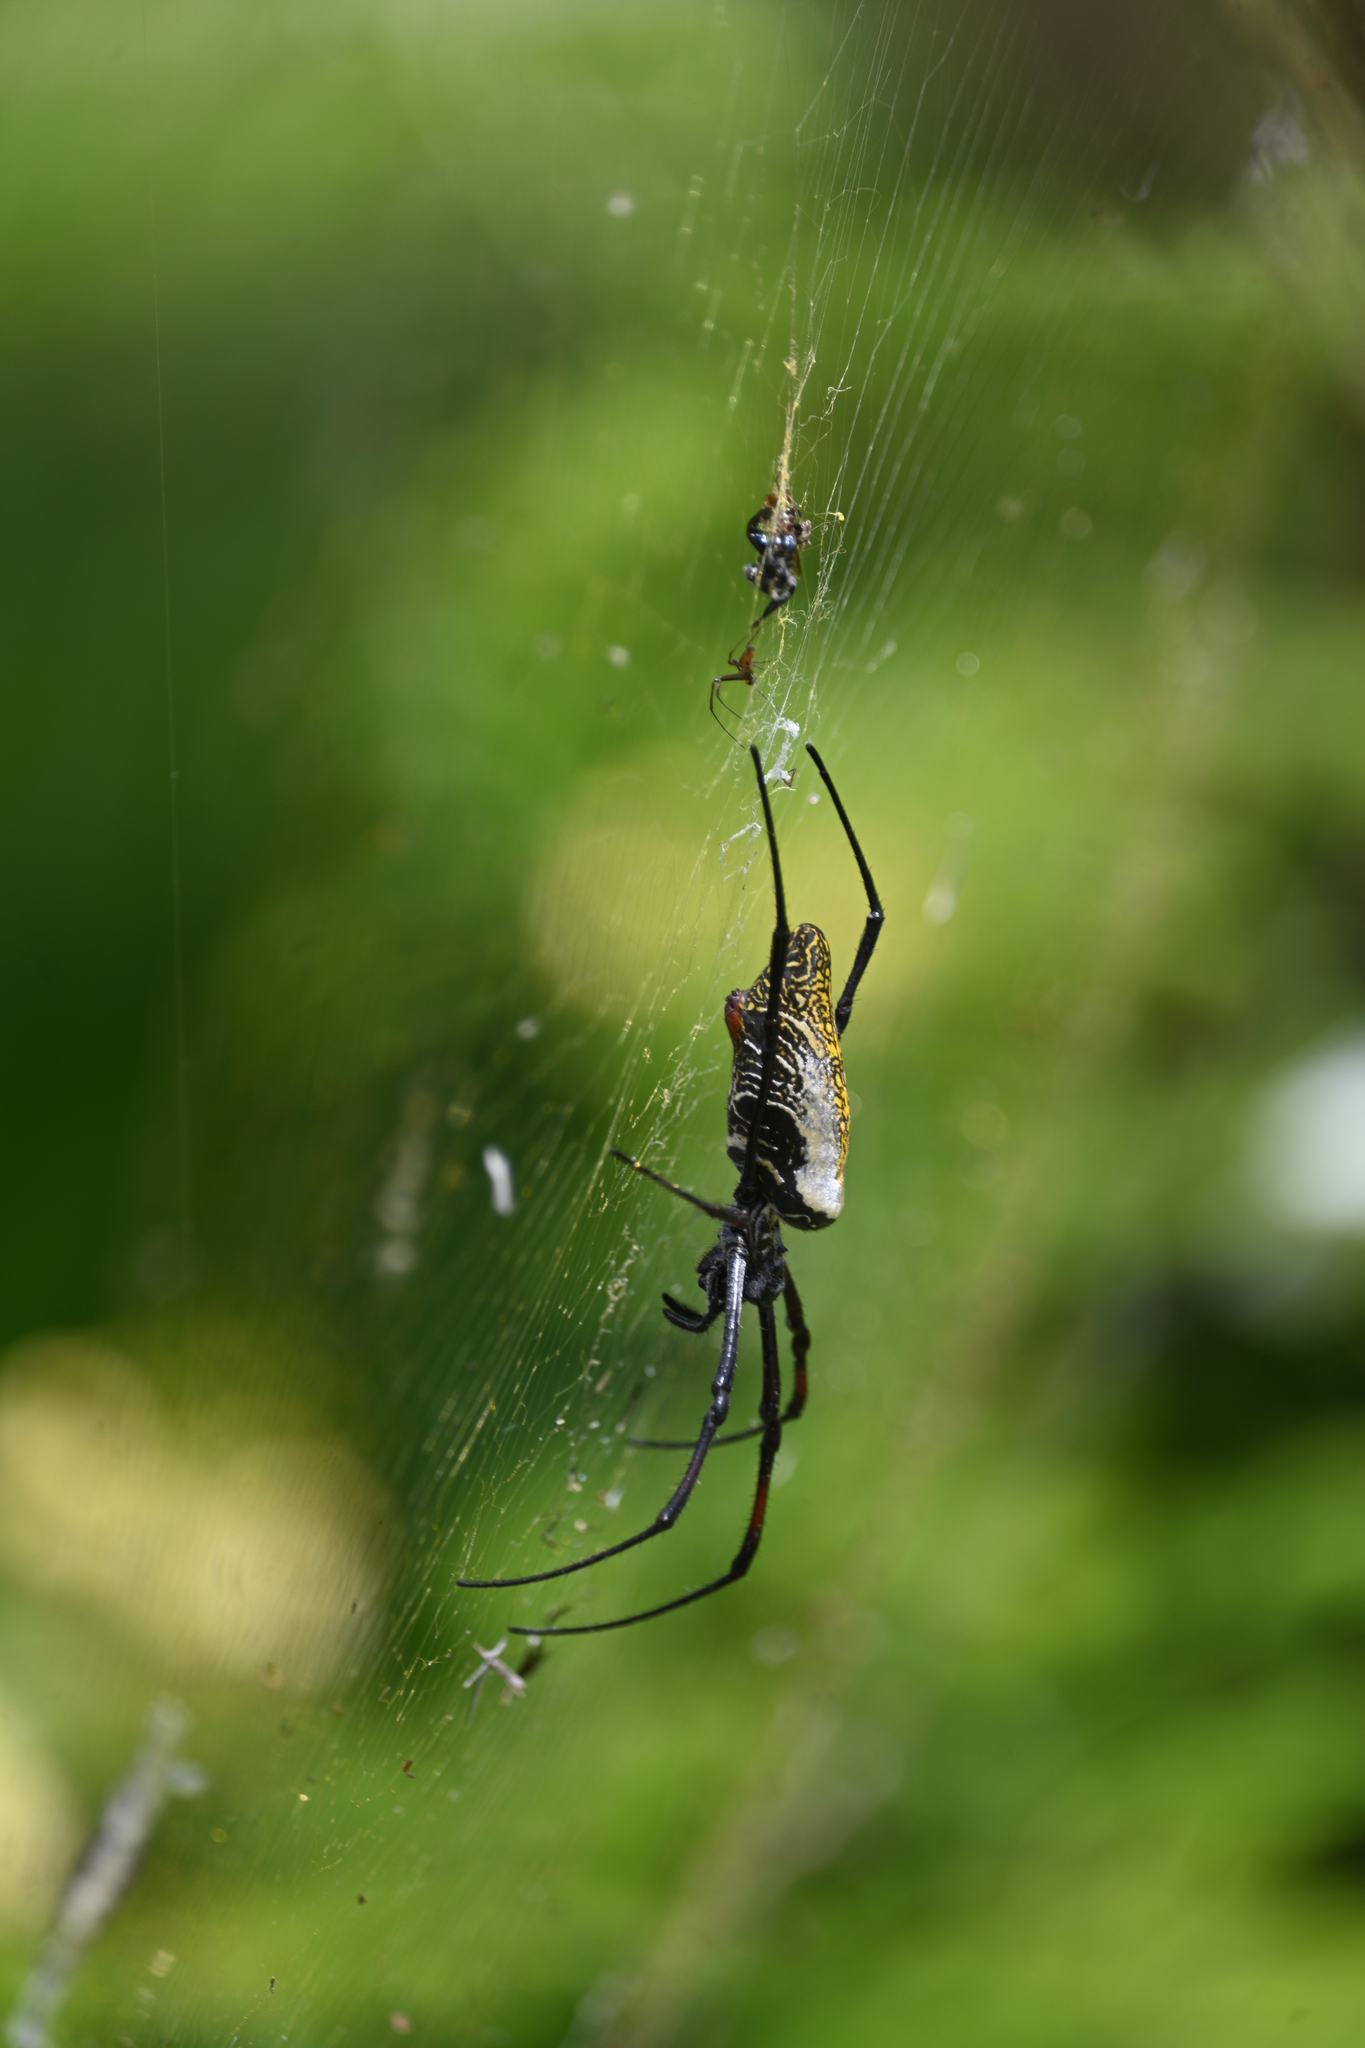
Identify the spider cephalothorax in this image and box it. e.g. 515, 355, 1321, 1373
744, 490, 812, 626
458, 742, 883, 1635
663, 1204, 788, 1337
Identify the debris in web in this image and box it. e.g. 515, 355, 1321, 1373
763, 717, 802, 787
1246, 90, 1308, 183
461, 1638, 529, 1724
481, 1145, 517, 1217
373, 1084, 439, 1277
720, 818, 762, 879
5, 1697, 207, 2048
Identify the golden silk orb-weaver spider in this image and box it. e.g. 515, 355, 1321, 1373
458, 743, 884, 1635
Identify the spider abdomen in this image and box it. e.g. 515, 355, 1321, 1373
724, 921, 849, 1229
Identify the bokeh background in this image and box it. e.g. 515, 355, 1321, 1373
4, 0, 1365, 2042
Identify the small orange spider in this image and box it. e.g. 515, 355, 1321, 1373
709, 641, 758, 738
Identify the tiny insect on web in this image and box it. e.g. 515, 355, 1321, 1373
456, 741, 884, 1634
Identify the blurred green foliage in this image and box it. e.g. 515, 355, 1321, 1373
4, 1, 1365, 2044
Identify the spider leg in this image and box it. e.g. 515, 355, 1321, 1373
608, 1149, 740, 1224
513, 1291, 784, 1635
629, 1424, 758, 1448
709, 680, 744, 742
633, 1266, 808, 1448
456, 1246, 748, 1592
735, 744, 792, 1208
634, 1421, 765, 1449
804, 744, 885, 1035
781, 1267, 810, 1422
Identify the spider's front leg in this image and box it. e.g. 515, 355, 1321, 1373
804, 745, 884, 1035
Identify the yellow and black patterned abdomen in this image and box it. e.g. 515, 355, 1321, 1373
724, 922, 849, 1230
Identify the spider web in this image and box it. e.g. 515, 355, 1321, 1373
0, 0, 1282, 2040
417, 0, 1124, 1613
